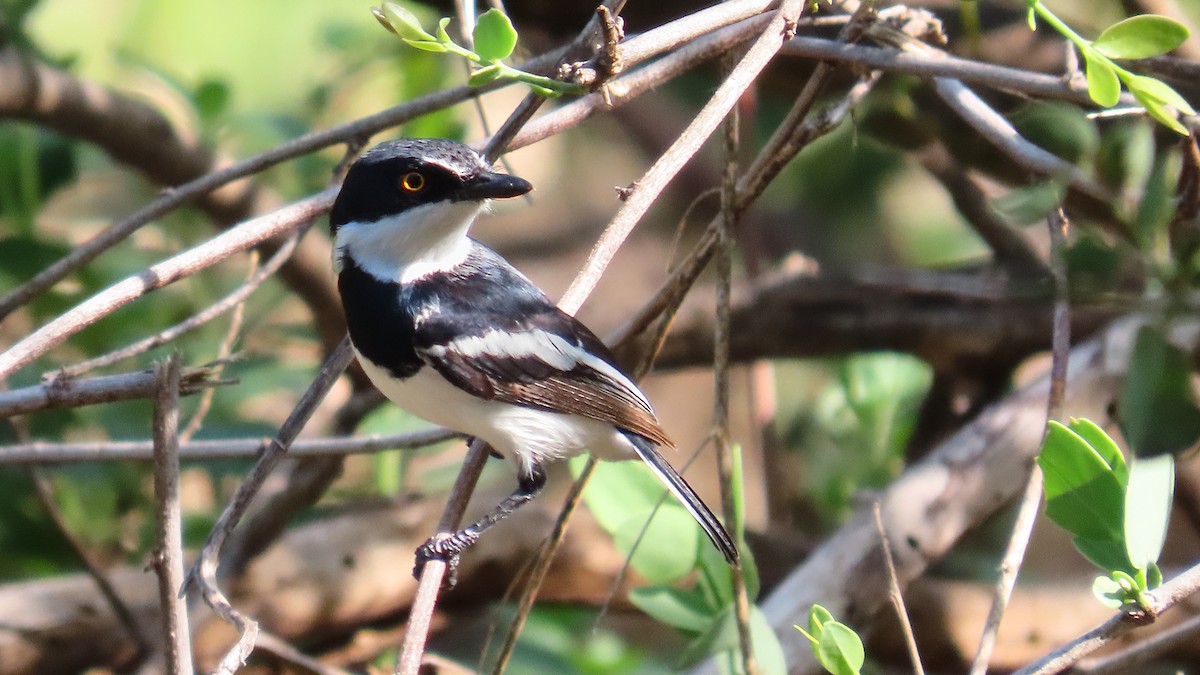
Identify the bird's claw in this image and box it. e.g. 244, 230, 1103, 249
413, 531, 472, 588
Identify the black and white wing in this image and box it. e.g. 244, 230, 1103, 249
408, 246, 672, 447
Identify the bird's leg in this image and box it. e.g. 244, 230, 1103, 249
414, 463, 547, 586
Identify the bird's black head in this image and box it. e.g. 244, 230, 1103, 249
329, 138, 532, 234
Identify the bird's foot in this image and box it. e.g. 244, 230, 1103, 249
413, 530, 479, 588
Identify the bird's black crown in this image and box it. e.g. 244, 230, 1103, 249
329, 138, 531, 233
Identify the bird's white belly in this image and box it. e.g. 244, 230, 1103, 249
356, 349, 637, 472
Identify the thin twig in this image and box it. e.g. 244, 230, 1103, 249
489, 459, 598, 674
150, 354, 194, 675
0, 191, 333, 380
1077, 612, 1200, 674
715, 53, 756, 675
186, 337, 355, 675
1017, 560, 1200, 675
57, 231, 296, 379
872, 502, 925, 675
560, 0, 804, 313
178, 253, 255, 445
0, 365, 228, 417
968, 209, 1071, 675
0, 427, 455, 464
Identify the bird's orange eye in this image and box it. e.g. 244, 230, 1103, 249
400, 172, 426, 193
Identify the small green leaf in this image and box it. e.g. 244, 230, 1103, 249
809, 604, 836, 640
1083, 49, 1121, 107
1092, 574, 1126, 608
816, 622, 865, 675
467, 64, 502, 86
1037, 421, 1126, 540
1124, 454, 1174, 570
377, 3, 436, 41
1093, 15, 1191, 60
1068, 419, 1127, 484
1119, 326, 1200, 456
1027, 6, 1037, 31
403, 38, 449, 53
1135, 93, 1189, 135
436, 16, 452, 44
1125, 74, 1196, 115
628, 586, 714, 633
473, 8, 518, 62
527, 82, 560, 98
1147, 561, 1163, 589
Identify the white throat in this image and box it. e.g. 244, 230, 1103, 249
335, 201, 483, 283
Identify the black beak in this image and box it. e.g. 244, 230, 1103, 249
459, 171, 533, 201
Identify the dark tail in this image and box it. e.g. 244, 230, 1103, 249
626, 433, 739, 565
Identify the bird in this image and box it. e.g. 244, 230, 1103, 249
329, 138, 739, 578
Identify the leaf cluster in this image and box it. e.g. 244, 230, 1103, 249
1025, 3, 1195, 134
1037, 417, 1174, 609
795, 605, 866, 675
371, 3, 582, 97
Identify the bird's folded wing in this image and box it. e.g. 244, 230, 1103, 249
417, 327, 672, 447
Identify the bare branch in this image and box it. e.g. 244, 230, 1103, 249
57, 234, 296, 379
0, 427, 455, 464
873, 502, 925, 675
1017, 561, 1200, 675
968, 209, 1071, 675
150, 354, 194, 675
0, 365, 228, 417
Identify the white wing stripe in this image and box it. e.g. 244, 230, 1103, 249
426, 329, 652, 411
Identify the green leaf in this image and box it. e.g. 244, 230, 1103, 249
749, 608, 789, 675
628, 586, 714, 633
1074, 535, 1135, 572
1068, 419, 1128, 483
579, 456, 702, 584
473, 8, 518, 62
1134, 92, 1189, 135
1092, 15, 1191, 60
377, 3, 436, 41
468, 64, 502, 86
1083, 49, 1121, 107
1124, 454, 1174, 570
1027, 6, 1037, 31
402, 38, 449, 53
1147, 561, 1163, 589
991, 181, 1067, 226
816, 622, 865, 675
613, 505, 700, 584
527, 82, 560, 98
1125, 74, 1196, 115
436, 16, 452, 44
1092, 574, 1126, 608
1037, 421, 1126, 540
809, 604, 836, 640
1119, 326, 1200, 457
1012, 101, 1099, 166
677, 607, 736, 669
